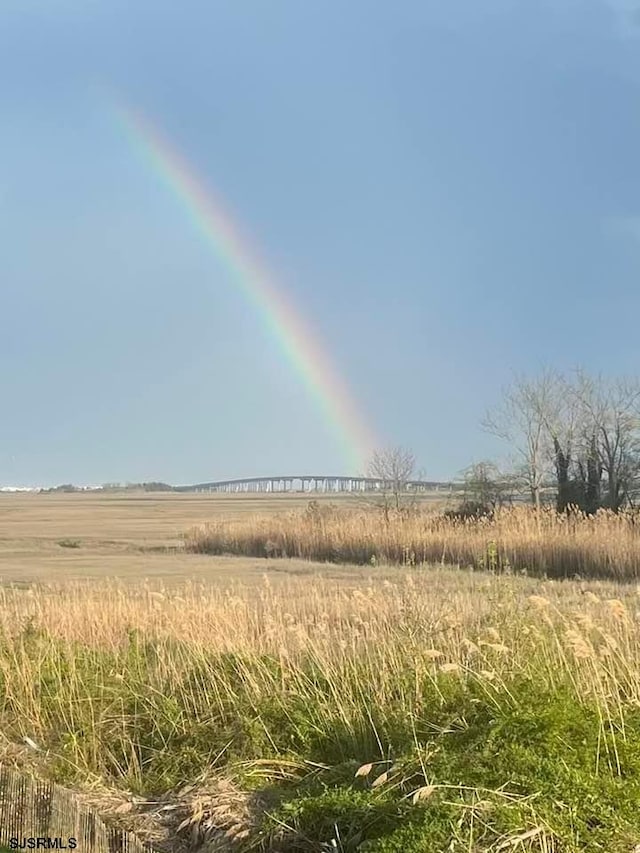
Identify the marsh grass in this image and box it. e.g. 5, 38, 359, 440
186, 504, 640, 580
2, 571, 640, 849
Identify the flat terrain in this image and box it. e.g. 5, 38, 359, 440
3, 493, 640, 850
0, 490, 432, 585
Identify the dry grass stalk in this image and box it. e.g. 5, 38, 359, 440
186, 505, 640, 580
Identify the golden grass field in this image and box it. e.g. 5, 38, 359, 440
0, 490, 381, 585
3, 491, 640, 851
187, 501, 640, 581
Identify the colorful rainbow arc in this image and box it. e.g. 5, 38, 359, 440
111, 101, 377, 473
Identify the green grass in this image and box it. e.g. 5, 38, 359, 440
4, 628, 640, 850
3, 573, 640, 851
250, 682, 640, 851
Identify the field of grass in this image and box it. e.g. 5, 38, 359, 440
187, 503, 640, 581
3, 493, 640, 851
0, 490, 374, 584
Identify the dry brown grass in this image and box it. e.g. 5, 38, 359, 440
0, 568, 637, 760
2, 570, 640, 850
0, 490, 386, 584
0, 569, 634, 685
2, 568, 640, 770
186, 504, 640, 580
4, 493, 640, 848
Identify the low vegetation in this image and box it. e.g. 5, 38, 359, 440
2, 570, 640, 851
186, 503, 640, 581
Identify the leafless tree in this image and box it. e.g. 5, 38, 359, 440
572, 371, 640, 511
533, 373, 589, 513
367, 446, 416, 516
482, 369, 562, 510
485, 368, 640, 514
460, 460, 513, 512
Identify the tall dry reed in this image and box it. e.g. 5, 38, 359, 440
186, 504, 640, 580
2, 572, 640, 849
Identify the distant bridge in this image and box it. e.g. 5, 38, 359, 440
175, 476, 459, 494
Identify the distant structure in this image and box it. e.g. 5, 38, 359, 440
1, 477, 464, 497
174, 476, 456, 494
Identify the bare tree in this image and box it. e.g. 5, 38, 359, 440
482, 369, 562, 510
572, 371, 640, 511
534, 372, 589, 513
367, 446, 416, 515
484, 368, 640, 514
460, 460, 513, 512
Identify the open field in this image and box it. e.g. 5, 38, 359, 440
4, 493, 640, 850
0, 491, 420, 585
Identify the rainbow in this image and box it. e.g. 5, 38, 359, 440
111, 101, 377, 473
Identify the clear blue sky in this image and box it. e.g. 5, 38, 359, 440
2, 0, 640, 486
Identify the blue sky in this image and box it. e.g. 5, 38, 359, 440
2, 0, 640, 486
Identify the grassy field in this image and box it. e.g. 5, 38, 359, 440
3, 493, 640, 851
188, 503, 640, 581
0, 490, 377, 584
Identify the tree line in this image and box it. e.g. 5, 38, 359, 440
370, 369, 640, 516
484, 369, 640, 514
